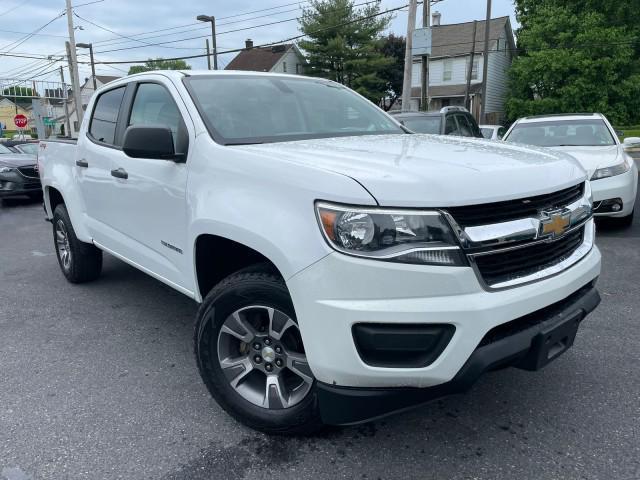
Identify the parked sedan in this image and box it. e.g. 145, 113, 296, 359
480, 124, 506, 140
391, 107, 483, 138
503, 113, 638, 226
0, 143, 40, 199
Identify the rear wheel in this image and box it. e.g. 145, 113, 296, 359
194, 268, 322, 435
52, 204, 103, 283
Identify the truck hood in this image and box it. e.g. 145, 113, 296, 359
546, 145, 621, 176
237, 134, 587, 207
0, 153, 37, 167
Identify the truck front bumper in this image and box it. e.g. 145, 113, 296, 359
316, 282, 600, 425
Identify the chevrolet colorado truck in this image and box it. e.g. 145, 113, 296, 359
39, 71, 601, 435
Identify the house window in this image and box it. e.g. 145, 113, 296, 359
443, 59, 453, 81
470, 59, 479, 80
283, 62, 287, 73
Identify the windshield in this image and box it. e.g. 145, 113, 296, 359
400, 116, 441, 134
17, 143, 38, 155
504, 119, 616, 147
0, 143, 12, 154
184, 76, 404, 145
481, 127, 494, 139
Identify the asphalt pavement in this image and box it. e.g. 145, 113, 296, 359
0, 192, 638, 480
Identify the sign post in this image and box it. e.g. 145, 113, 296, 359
14, 114, 28, 139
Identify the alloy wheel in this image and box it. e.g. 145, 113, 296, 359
216, 305, 313, 409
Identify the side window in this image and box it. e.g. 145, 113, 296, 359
455, 114, 473, 136
498, 127, 506, 139
89, 86, 126, 145
444, 115, 459, 135
128, 83, 188, 155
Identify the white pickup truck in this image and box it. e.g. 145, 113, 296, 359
39, 71, 601, 435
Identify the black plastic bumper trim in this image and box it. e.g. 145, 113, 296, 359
317, 282, 600, 425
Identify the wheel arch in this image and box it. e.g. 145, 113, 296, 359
193, 233, 287, 301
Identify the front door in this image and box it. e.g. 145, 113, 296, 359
102, 80, 192, 292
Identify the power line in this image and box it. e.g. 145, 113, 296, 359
0, 11, 65, 58
0, 0, 32, 17
73, 12, 207, 51
92, 1, 408, 64
92, 0, 381, 55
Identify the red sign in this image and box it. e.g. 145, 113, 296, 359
14, 114, 28, 128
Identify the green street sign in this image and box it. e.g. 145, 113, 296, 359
43, 117, 56, 126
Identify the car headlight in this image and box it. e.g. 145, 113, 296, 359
316, 202, 466, 265
591, 155, 632, 180
0, 166, 13, 173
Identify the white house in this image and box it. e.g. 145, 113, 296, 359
226, 40, 306, 75
408, 14, 516, 123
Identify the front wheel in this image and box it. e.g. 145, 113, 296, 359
194, 268, 322, 435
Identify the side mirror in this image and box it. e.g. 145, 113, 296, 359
623, 136, 640, 146
122, 125, 184, 162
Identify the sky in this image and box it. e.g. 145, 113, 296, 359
0, 0, 517, 85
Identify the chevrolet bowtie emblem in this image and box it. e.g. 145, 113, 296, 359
539, 210, 571, 239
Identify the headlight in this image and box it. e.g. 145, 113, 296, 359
316, 202, 466, 265
0, 166, 13, 173
591, 156, 632, 180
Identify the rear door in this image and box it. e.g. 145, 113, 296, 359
78, 85, 127, 243
101, 79, 192, 291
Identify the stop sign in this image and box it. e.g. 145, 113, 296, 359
14, 114, 28, 128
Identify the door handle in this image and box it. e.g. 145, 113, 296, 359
76, 159, 88, 168
110, 167, 128, 179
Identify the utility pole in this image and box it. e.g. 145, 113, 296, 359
77, 43, 96, 90
205, 39, 212, 70
480, 0, 491, 123
197, 15, 218, 70
419, 0, 430, 111
464, 20, 477, 112
64, 0, 84, 134
401, 0, 418, 112
59, 65, 72, 137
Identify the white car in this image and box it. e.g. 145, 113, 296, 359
503, 113, 638, 226
479, 124, 506, 140
38, 71, 601, 434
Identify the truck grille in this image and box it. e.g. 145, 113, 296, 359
18, 166, 38, 178
472, 227, 584, 287
447, 183, 584, 227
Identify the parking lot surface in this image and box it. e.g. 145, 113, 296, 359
1, 192, 639, 480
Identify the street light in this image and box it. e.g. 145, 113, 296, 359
196, 15, 218, 70
76, 42, 96, 90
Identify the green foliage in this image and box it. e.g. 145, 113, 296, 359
377, 33, 405, 110
298, 0, 393, 102
507, 2, 640, 124
128, 58, 192, 75
2, 86, 35, 97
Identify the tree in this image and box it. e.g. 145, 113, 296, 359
128, 58, 192, 75
377, 33, 405, 110
506, 1, 640, 125
298, 0, 393, 102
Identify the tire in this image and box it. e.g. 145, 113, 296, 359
52, 204, 103, 283
194, 266, 323, 435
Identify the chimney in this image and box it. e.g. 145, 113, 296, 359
245, 39, 253, 49
432, 11, 441, 26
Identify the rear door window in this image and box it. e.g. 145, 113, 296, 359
455, 114, 473, 137
89, 86, 126, 146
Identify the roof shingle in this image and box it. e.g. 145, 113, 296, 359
225, 44, 293, 72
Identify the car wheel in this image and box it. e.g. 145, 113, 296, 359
52, 204, 103, 283
194, 266, 322, 435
